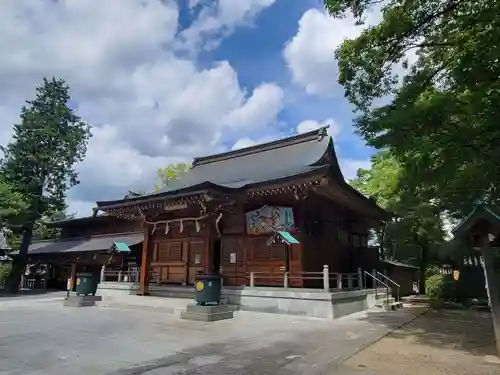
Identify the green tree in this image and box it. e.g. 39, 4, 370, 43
1, 77, 91, 292
324, 0, 500, 218
154, 163, 190, 190
33, 210, 76, 241
351, 151, 446, 294
0, 179, 28, 228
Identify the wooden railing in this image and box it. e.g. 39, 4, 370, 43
248, 265, 363, 291
100, 267, 139, 283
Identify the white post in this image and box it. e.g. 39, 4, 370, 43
323, 265, 330, 292
284, 272, 289, 288
250, 272, 255, 288
358, 268, 363, 289
100, 265, 105, 283
118, 270, 123, 283
336, 273, 342, 290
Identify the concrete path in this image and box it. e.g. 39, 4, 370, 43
0, 294, 426, 375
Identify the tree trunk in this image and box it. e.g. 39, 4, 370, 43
6, 224, 34, 293
418, 243, 429, 295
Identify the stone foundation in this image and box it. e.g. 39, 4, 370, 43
63, 295, 102, 308
180, 304, 234, 322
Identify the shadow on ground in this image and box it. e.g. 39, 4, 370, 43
359, 306, 496, 358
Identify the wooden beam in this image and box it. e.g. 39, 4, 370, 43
138, 224, 152, 295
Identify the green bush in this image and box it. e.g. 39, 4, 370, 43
426, 274, 459, 302
0, 263, 11, 289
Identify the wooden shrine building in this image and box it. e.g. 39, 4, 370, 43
26, 215, 144, 289
95, 127, 388, 295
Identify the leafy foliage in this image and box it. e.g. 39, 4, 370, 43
0, 77, 91, 291
426, 274, 459, 303
351, 151, 446, 293
0, 263, 11, 289
324, 0, 500, 218
154, 163, 191, 190
0, 179, 28, 228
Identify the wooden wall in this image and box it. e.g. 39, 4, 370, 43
219, 200, 303, 287
216, 193, 375, 288
150, 216, 210, 285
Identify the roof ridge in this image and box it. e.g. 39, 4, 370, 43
192, 126, 330, 167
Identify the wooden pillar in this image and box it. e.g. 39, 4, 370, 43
70, 263, 77, 292
478, 233, 500, 357
138, 224, 152, 296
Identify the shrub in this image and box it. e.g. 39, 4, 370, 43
426, 274, 458, 302
0, 263, 11, 289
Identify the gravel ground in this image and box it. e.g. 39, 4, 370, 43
344, 308, 500, 375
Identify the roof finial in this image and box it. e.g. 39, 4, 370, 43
317, 126, 329, 141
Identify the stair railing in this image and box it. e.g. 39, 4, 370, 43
376, 271, 400, 302
363, 270, 390, 306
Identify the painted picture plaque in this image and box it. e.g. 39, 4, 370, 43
245, 205, 295, 235
230, 252, 237, 263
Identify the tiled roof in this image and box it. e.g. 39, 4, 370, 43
96, 127, 339, 207
27, 232, 143, 255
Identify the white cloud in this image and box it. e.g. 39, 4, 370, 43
179, 0, 277, 51
296, 118, 341, 139
284, 7, 417, 97
284, 9, 366, 95
0, 0, 280, 216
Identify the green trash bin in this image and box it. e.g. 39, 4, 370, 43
75, 272, 98, 296
194, 273, 222, 305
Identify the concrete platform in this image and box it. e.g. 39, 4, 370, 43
180, 304, 234, 322
63, 295, 102, 307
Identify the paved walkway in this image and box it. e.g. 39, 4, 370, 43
0, 294, 426, 375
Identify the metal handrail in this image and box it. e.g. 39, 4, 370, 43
363, 270, 390, 305
376, 271, 400, 301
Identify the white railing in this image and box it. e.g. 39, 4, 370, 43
100, 266, 139, 283
363, 270, 390, 305
248, 265, 363, 292
21, 278, 46, 290
376, 271, 400, 301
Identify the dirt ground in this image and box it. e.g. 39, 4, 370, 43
344, 307, 500, 375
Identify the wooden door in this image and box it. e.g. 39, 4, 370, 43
247, 237, 286, 286
153, 240, 186, 284
221, 236, 246, 286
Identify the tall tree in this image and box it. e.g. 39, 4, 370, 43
0, 179, 28, 228
324, 0, 500, 218
351, 151, 446, 293
154, 163, 190, 190
1, 78, 91, 291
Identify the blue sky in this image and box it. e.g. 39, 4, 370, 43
0, 0, 374, 216
196, 0, 375, 162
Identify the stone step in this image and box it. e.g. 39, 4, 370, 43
375, 296, 396, 306
376, 301, 404, 311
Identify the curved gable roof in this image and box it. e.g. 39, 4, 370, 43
96, 127, 342, 207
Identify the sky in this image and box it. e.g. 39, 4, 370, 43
0, 0, 377, 217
